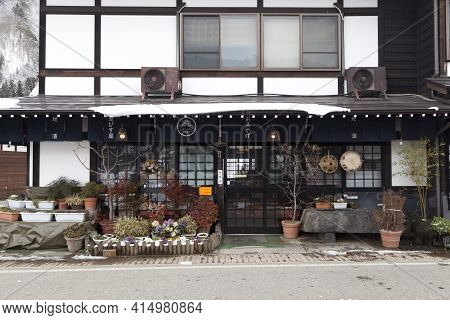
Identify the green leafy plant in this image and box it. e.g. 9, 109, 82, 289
46, 177, 80, 201
0, 207, 19, 214
187, 197, 219, 228
113, 217, 150, 239
80, 182, 104, 199
63, 223, 88, 239
178, 214, 198, 235
65, 194, 84, 207
374, 190, 406, 232
395, 139, 444, 221
431, 217, 450, 236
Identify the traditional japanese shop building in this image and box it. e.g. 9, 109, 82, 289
2, 0, 450, 233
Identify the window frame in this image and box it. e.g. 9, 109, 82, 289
446, 0, 450, 61
180, 12, 341, 72
180, 13, 261, 71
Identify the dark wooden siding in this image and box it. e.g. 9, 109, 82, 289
417, 0, 436, 94
0, 151, 27, 199
381, 0, 436, 94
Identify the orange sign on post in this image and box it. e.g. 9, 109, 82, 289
198, 186, 213, 196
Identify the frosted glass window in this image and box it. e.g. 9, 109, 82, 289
183, 16, 220, 69
221, 15, 258, 68
263, 16, 300, 69
302, 16, 339, 69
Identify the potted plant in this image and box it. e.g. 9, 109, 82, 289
333, 197, 348, 210
163, 177, 195, 217
178, 214, 198, 238
314, 195, 332, 210
7, 195, 25, 210
394, 139, 444, 243
187, 197, 219, 234
64, 223, 88, 253
374, 190, 406, 248
20, 210, 54, 222
80, 182, 103, 211
276, 144, 321, 239
113, 217, 150, 240
0, 207, 21, 222
65, 194, 84, 210
430, 217, 450, 246
36, 199, 56, 210
151, 219, 182, 240
46, 177, 80, 210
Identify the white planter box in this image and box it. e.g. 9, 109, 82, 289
54, 212, 86, 222
21, 212, 54, 222
333, 202, 348, 210
38, 201, 56, 210
24, 201, 37, 209
7, 200, 26, 210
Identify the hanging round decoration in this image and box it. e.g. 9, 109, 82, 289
320, 154, 338, 174
340, 151, 363, 172
177, 117, 197, 137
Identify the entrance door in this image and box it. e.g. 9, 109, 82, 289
225, 145, 279, 234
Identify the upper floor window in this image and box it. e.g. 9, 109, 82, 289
181, 13, 340, 71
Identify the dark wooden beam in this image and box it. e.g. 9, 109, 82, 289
378, 0, 385, 67
94, 0, 101, 95
257, 77, 264, 94
41, 6, 178, 15
32, 142, 40, 187
41, 69, 341, 78
38, 0, 46, 95
439, 0, 447, 76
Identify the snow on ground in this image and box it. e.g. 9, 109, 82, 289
72, 255, 107, 260
0, 255, 64, 261
90, 103, 351, 117
322, 249, 431, 256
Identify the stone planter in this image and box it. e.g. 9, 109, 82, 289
380, 230, 403, 248
54, 212, 87, 222
24, 201, 36, 209
65, 236, 85, 253
0, 212, 20, 222
21, 212, 54, 222
281, 220, 301, 239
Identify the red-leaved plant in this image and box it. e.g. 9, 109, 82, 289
187, 197, 219, 228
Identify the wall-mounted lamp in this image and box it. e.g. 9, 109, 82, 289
268, 129, 280, 143
117, 126, 128, 142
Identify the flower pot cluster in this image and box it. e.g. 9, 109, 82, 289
430, 217, 450, 247
374, 190, 406, 248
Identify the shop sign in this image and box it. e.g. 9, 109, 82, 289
199, 186, 213, 196
177, 117, 196, 137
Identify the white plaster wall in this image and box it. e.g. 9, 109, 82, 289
45, 77, 94, 96
101, 16, 177, 69
345, 0, 378, 7
447, 62, 450, 77
391, 140, 427, 187
264, 78, 339, 95
47, 0, 94, 5
264, 0, 335, 7
344, 16, 379, 68
101, 78, 141, 96
102, 0, 176, 6
46, 15, 95, 69
39, 141, 90, 187
185, 0, 256, 6
182, 78, 258, 96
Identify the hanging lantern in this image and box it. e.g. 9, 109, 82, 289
117, 126, 128, 142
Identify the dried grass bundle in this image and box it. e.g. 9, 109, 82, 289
374, 190, 406, 232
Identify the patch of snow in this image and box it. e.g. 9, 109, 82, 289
0, 98, 20, 109
90, 103, 351, 117
322, 250, 347, 256
0, 255, 64, 261
72, 255, 107, 260
29, 83, 39, 96
428, 107, 439, 111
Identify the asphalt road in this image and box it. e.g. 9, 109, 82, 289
1, 262, 449, 300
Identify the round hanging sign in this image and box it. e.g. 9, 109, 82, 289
177, 117, 197, 137
320, 154, 339, 174
340, 151, 363, 172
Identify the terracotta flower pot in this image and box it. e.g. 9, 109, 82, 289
315, 202, 331, 210
99, 219, 115, 234
282, 220, 301, 239
0, 212, 20, 222
380, 230, 403, 248
84, 198, 97, 211
58, 199, 68, 210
